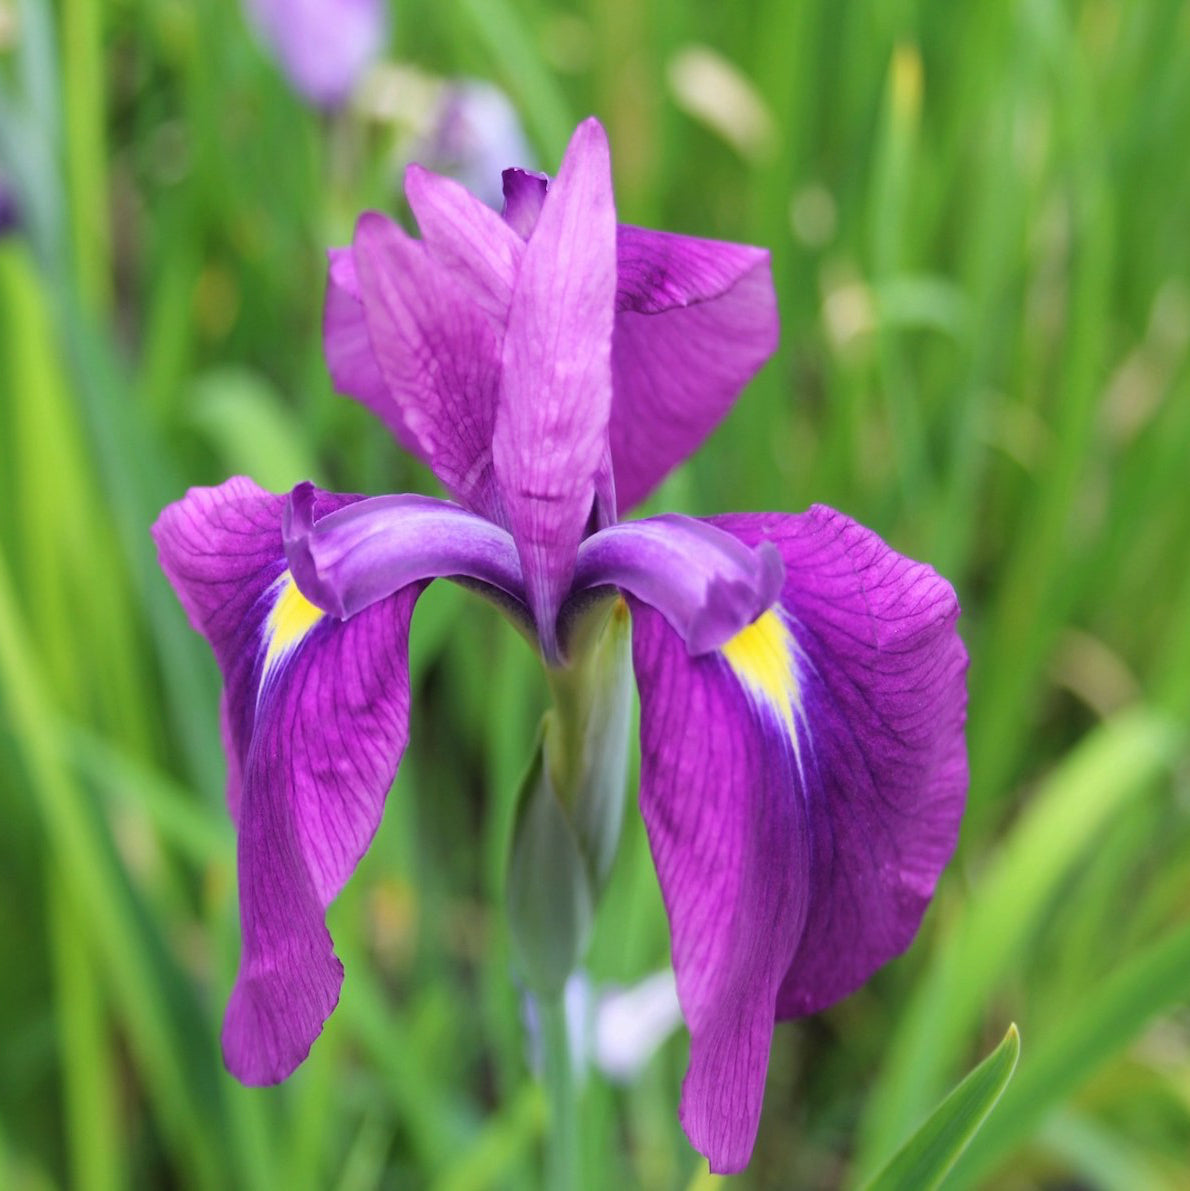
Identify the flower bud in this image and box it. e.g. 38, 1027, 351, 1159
506, 598, 634, 994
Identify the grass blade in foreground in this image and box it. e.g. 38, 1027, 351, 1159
944, 921, 1190, 1189
861, 1024, 1020, 1191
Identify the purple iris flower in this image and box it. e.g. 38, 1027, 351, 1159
244, 0, 387, 108
154, 118, 967, 1173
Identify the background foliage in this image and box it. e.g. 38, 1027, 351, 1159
2, 0, 1189, 1187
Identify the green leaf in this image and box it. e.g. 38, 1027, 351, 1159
944, 922, 1190, 1189
188, 366, 322, 493
863, 1025, 1020, 1191
856, 709, 1180, 1176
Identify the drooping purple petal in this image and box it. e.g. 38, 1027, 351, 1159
728, 509, 969, 1018
153, 477, 422, 1082
351, 212, 507, 524
244, 0, 386, 109
628, 506, 967, 1172
610, 229, 778, 511
630, 595, 810, 1172
492, 117, 618, 654
283, 481, 528, 620
569, 515, 783, 655
501, 167, 548, 239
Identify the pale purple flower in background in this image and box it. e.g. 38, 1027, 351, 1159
154, 118, 967, 1173
593, 969, 684, 1084
244, 0, 387, 108
524, 969, 684, 1086
413, 80, 537, 210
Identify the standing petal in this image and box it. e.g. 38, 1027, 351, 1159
496, 172, 779, 514
153, 477, 422, 1082
628, 506, 966, 1172
492, 118, 618, 653
610, 228, 778, 511
403, 164, 522, 326
351, 212, 507, 524
324, 249, 420, 454
501, 167, 548, 239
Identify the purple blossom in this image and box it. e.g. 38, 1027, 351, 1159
154, 118, 968, 1174
244, 0, 386, 109
413, 80, 537, 211
0, 173, 18, 236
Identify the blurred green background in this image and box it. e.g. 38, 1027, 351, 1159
2, 0, 1190, 1187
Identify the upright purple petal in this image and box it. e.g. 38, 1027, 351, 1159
492, 118, 618, 654
153, 477, 422, 1082
628, 507, 967, 1171
610, 229, 778, 511
324, 249, 420, 455
501, 168, 548, 239
245, 0, 386, 109
404, 164, 522, 326
351, 212, 507, 524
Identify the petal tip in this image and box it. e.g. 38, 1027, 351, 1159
221, 954, 344, 1086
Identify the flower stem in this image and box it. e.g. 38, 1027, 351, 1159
539, 992, 581, 1191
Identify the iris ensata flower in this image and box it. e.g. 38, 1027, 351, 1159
154, 118, 967, 1172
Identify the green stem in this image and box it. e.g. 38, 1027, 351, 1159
539, 994, 581, 1191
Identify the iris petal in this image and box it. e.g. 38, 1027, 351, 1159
324, 249, 409, 450
501, 167, 548, 239
492, 117, 617, 655
610, 228, 778, 512
351, 212, 507, 523
627, 506, 966, 1172
245, 0, 386, 108
570, 514, 783, 655
153, 477, 424, 1082
283, 482, 528, 620
404, 163, 521, 326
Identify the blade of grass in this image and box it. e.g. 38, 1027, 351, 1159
61, 0, 111, 312
50, 878, 123, 1191
0, 555, 227, 1190
862, 1024, 1019, 1191
64, 724, 231, 867
943, 921, 1190, 1189
457, 0, 573, 162
430, 1082, 546, 1191
964, 0, 1116, 824
854, 707, 1182, 1180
